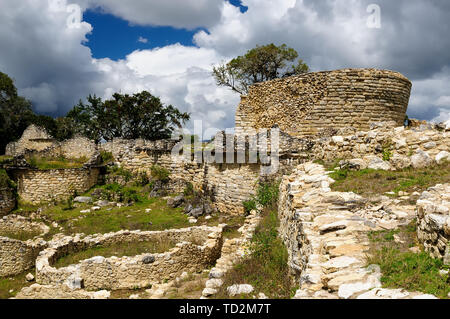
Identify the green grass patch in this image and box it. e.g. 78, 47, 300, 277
367, 219, 449, 299
367, 248, 449, 299
53, 240, 176, 269
40, 197, 190, 236
214, 208, 296, 299
27, 155, 88, 170
0, 155, 13, 166
368, 229, 400, 243
0, 230, 42, 241
330, 162, 450, 197
0, 270, 33, 299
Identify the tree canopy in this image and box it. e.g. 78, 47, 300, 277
0, 72, 35, 153
212, 43, 309, 95
0, 70, 190, 154
67, 91, 190, 142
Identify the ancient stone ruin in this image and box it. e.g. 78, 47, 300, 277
235, 69, 412, 136
36, 226, 223, 291
1, 68, 449, 299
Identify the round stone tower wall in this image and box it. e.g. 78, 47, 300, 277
235, 68, 412, 136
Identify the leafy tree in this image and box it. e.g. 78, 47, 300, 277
212, 43, 309, 95
0, 72, 35, 153
67, 91, 190, 142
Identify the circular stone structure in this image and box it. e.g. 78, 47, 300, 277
235, 68, 412, 137
0, 215, 49, 277
36, 226, 224, 290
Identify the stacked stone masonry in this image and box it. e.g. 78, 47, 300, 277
201, 210, 262, 298
0, 215, 49, 277
12, 168, 100, 204
235, 69, 411, 136
312, 123, 450, 169
6, 124, 98, 160
417, 184, 450, 265
36, 226, 224, 290
0, 187, 16, 216
278, 163, 438, 299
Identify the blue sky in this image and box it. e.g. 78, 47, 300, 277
84, 0, 248, 60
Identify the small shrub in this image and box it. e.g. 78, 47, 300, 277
150, 165, 170, 183
134, 171, 150, 187
382, 148, 393, 162
0, 169, 15, 190
256, 180, 280, 208
183, 182, 194, 197
63, 196, 74, 211
242, 199, 257, 214
108, 166, 133, 182
100, 151, 114, 164
122, 187, 141, 203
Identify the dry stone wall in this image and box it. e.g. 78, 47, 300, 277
0, 187, 16, 216
235, 69, 411, 137
36, 226, 224, 290
12, 168, 100, 204
417, 184, 450, 265
101, 139, 271, 215
6, 124, 98, 160
0, 215, 49, 277
6, 125, 55, 156
311, 123, 450, 170
278, 163, 438, 299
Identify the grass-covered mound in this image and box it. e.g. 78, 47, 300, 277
27, 155, 88, 170
328, 161, 450, 198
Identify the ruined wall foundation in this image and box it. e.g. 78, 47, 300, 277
36, 226, 224, 290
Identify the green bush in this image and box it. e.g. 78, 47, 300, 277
242, 180, 280, 214
108, 166, 133, 182
256, 180, 280, 208
242, 199, 257, 214
134, 171, 150, 187
383, 149, 393, 162
0, 169, 16, 190
100, 151, 114, 164
183, 182, 194, 197
122, 187, 141, 203
150, 165, 170, 182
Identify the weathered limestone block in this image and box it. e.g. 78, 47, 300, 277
417, 184, 450, 264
